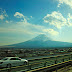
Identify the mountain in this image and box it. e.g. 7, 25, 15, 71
30, 34, 52, 41
8, 34, 72, 48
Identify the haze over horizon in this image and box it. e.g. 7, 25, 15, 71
0, 0, 72, 46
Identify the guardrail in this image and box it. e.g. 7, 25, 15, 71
0, 54, 72, 72
27, 60, 72, 72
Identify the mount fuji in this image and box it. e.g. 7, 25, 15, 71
8, 34, 72, 48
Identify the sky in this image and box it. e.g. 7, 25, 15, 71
0, 0, 72, 46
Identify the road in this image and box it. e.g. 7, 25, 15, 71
0, 53, 72, 72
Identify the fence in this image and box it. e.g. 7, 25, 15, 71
0, 54, 72, 72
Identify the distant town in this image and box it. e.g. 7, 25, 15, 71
0, 47, 72, 60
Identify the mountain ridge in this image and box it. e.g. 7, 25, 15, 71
8, 34, 72, 48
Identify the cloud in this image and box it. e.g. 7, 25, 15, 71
13, 12, 45, 35
16, 21, 45, 35
5, 20, 9, 23
0, 15, 4, 20
5, 20, 13, 23
30, 16, 33, 18
0, 19, 45, 36
43, 11, 67, 29
0, 11, 61, 37
14, 12, 24, 18
0, 21, 59, 37
2, 9, 8, 17
43, 29, 59, 36
57, 0, 72, 8
43, 11, 72, 30
0, 27, 17, 33
14, 12, 27, 23
0, 8, 8, 20
0, 27, 33, 35
67, 13, 72, 26
57, 3, 61, 7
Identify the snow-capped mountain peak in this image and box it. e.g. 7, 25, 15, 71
31, 34, 52, 41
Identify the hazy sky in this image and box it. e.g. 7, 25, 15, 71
0, 0, 72, 46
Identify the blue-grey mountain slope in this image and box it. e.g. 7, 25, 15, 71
9, 34, 72, 48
